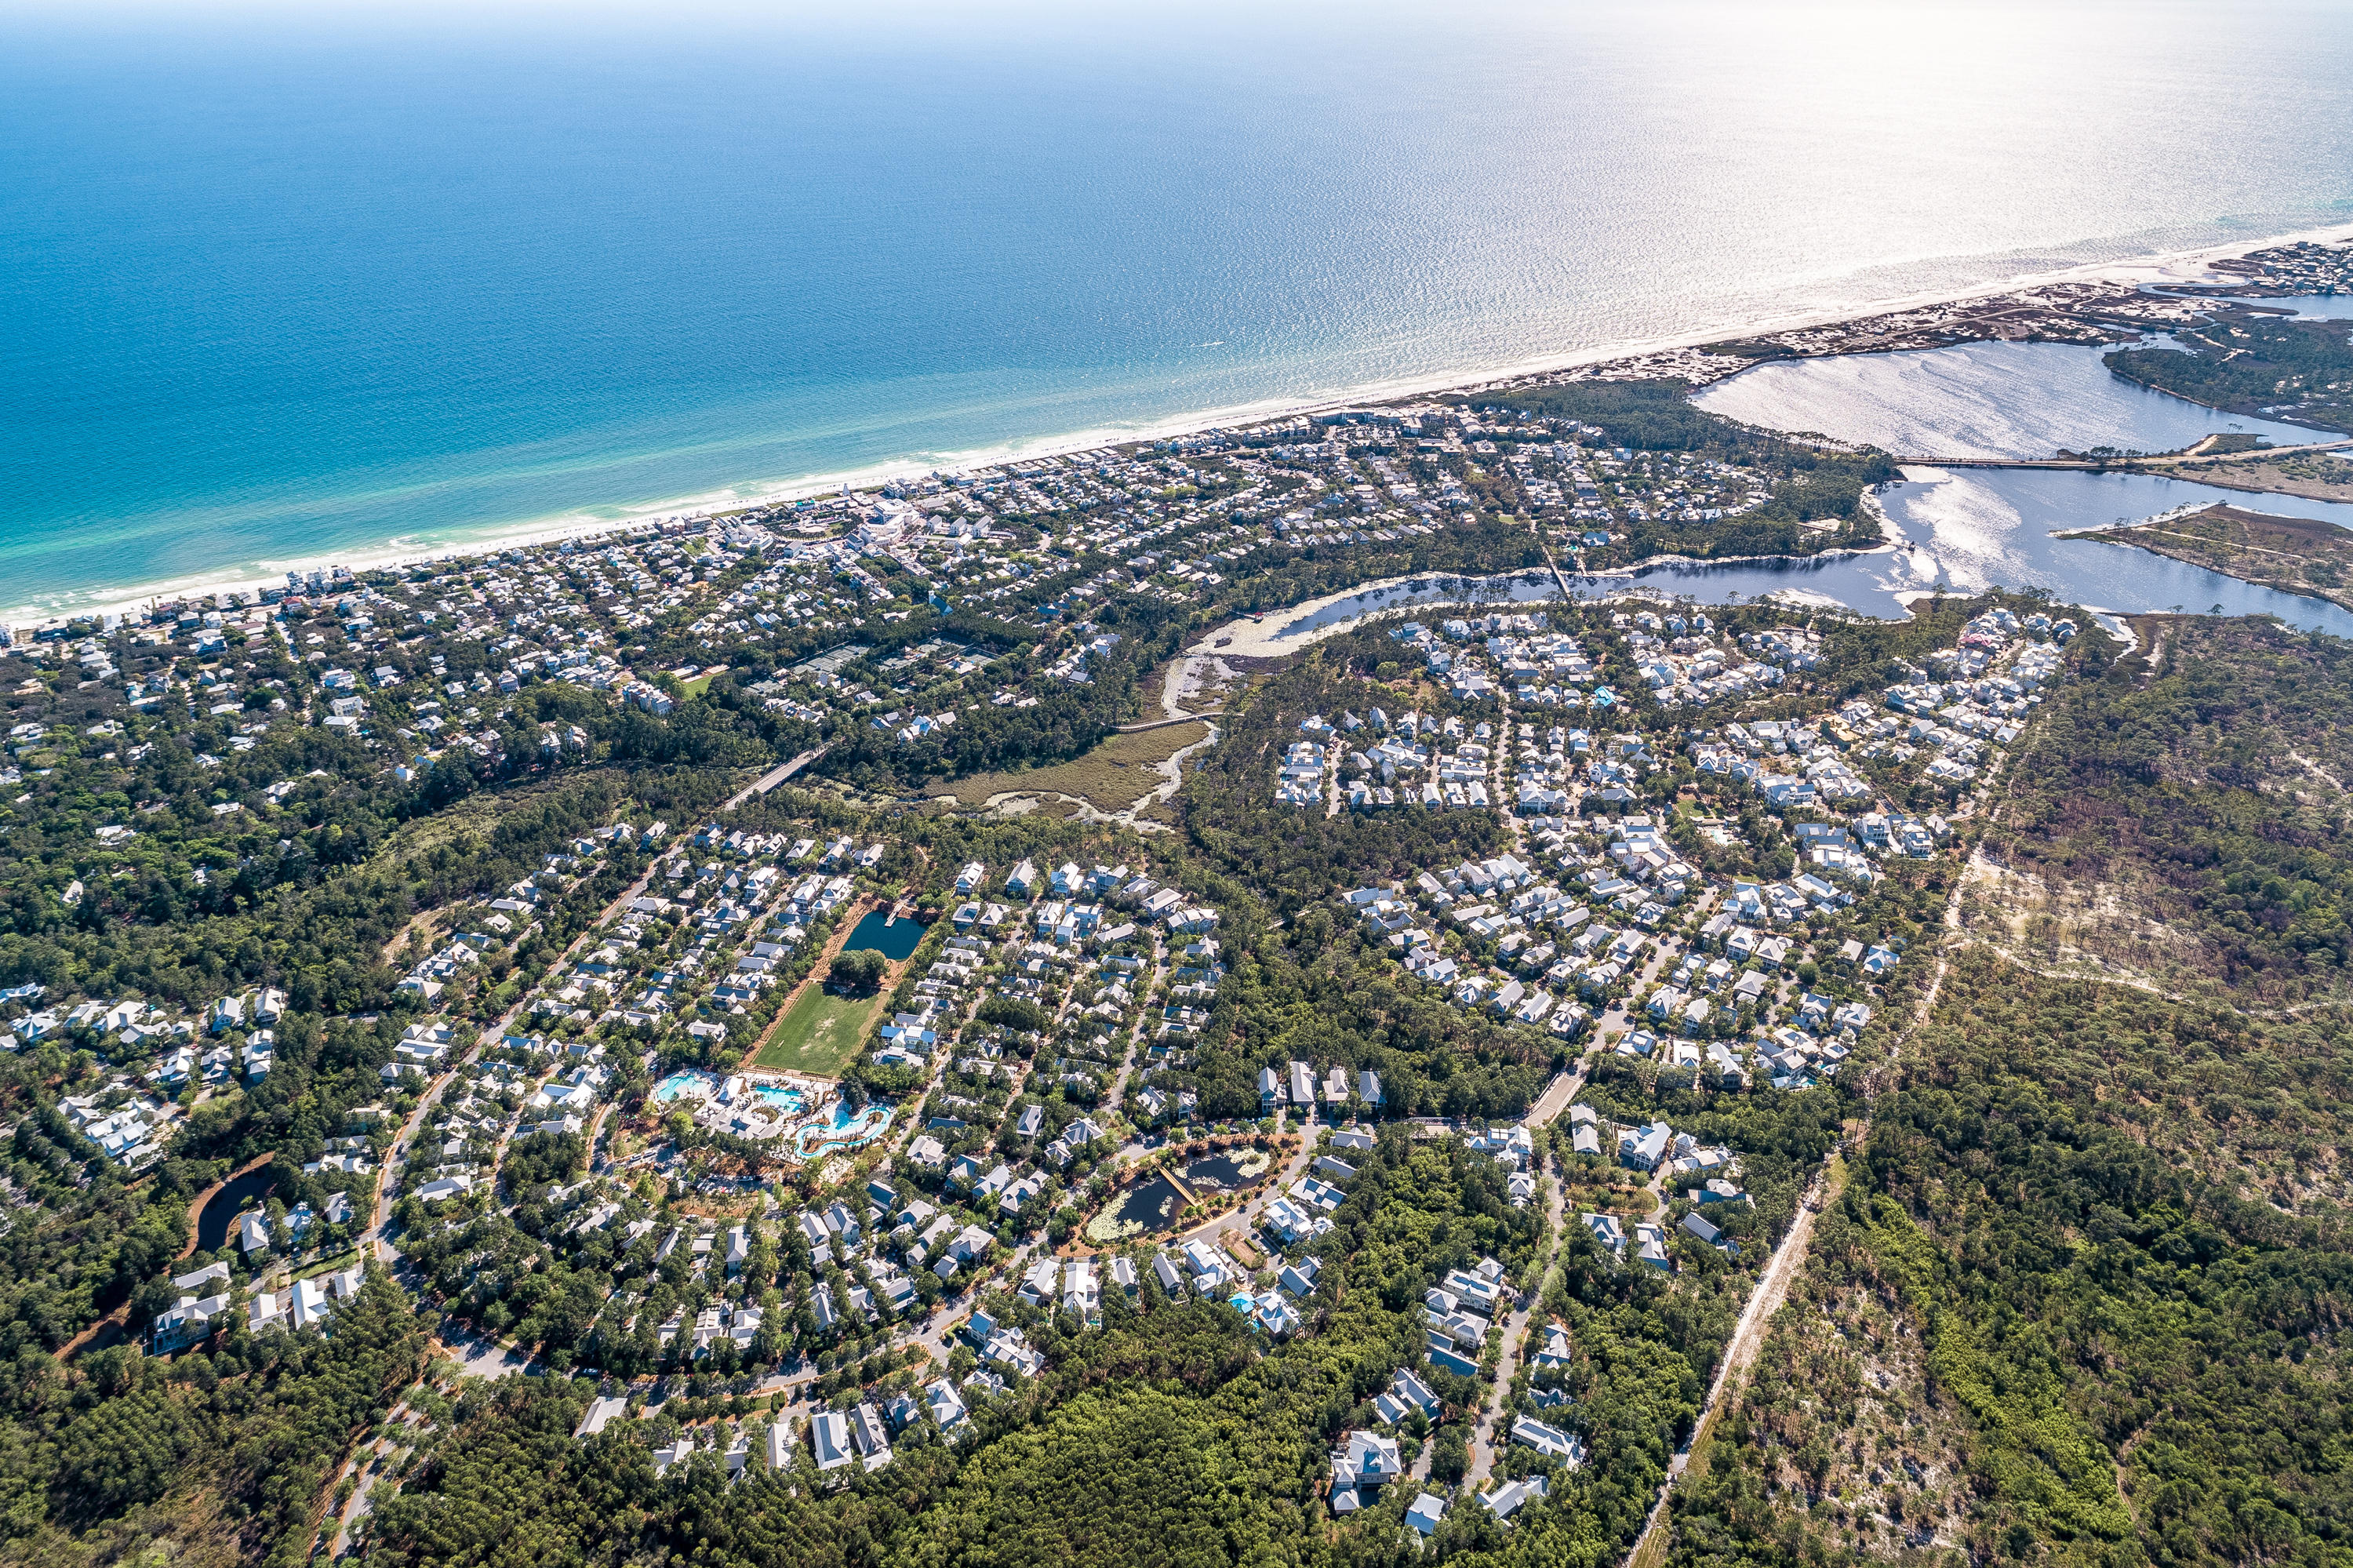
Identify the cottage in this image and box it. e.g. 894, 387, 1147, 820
574, 1396, 627, 1441
809, 1410, 854, 1472
1480, 1473, 1549, 1523
1511, 1414, 1584, 1464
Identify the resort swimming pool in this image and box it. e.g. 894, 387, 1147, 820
788, 1101, 893, 1162
650, 1069, 891, 1162
653, 1069, 716, 1102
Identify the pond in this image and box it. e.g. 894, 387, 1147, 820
194, 1165, 278, 1253
1089, 1173, 1186, 1243
842, 910, 928, 962
1182, 1148, 1273, 1191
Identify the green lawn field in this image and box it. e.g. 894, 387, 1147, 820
751, 984, 882, 1077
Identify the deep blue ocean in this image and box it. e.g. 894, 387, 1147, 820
6, 0, 2353, 616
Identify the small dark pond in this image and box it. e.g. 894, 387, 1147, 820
1181, 1151, 1269, 1191
843, 911, 927, 962
194, 1166, 277, 1253
1109, 1173, 1184, 1233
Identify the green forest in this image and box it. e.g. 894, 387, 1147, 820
1986, 616, 2353, 998
5, 271, 2352, 1568
1667, 949, 2353, 1568
1660, 613, 2353, 1568
2104, 311, 2353, 438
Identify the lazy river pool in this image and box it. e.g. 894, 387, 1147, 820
788, 1101, 893, 1162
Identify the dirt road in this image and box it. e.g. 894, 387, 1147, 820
1622, 1159, 1838, 1568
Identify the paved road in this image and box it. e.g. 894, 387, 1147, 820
1620, 1160, 1836, 1567
1597, 890, 1715, 1053
1495, 692, 1524, 852
1464, 1155, 1568, 1488
1618, 784, 1998, 1567
329, 1441, 387, 1557
326, 1430, 409, 1559
1526, 1070, 1584, 1128
730, 744, 831, 808
878, 960, 991, 1163
1640, 1166, 1671, 1224
437, 1323, 534, 1379
1101, 940, 1168, 1114
367, 848, 669, 1262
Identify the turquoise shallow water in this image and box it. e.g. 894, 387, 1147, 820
5, 1, 2353, 615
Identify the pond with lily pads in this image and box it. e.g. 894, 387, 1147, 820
1182, 1148, 1274, 1191
1086, 1173, 1189, 1245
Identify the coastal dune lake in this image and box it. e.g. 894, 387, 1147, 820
9, 0, 2353, 613
1238, 453, 2353, 643
1877, 467, 2353, 633
1685, 333, 2353, 632
1692, 340, 2326, 460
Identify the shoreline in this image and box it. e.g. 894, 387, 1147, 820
13, 217, 2353, 631
2053, 500, 2353, 618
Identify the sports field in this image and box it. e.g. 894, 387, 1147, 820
751, 985, 882, 1077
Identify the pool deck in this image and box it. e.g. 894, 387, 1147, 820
744, 1068, 826, 1091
